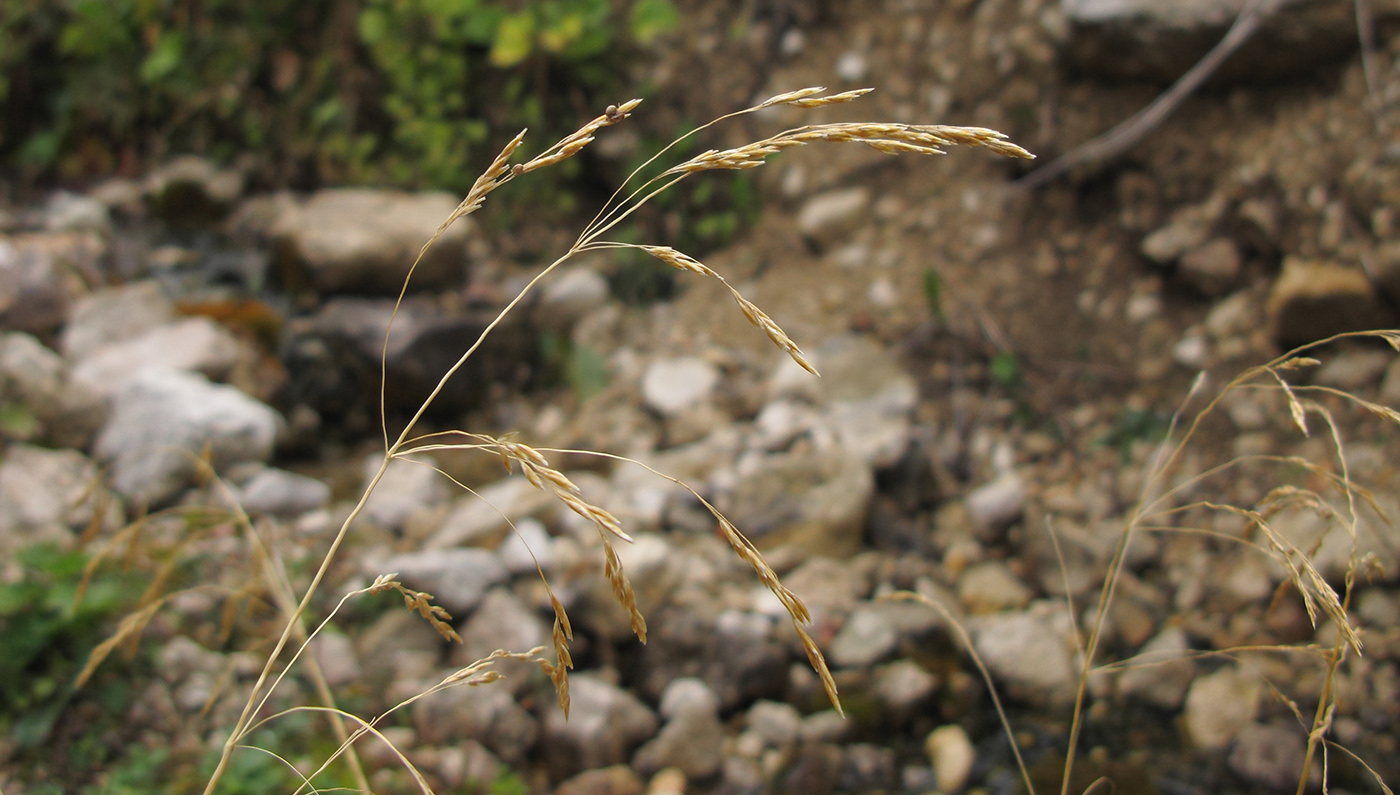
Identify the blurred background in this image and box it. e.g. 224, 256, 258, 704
3, 1, 1400, 794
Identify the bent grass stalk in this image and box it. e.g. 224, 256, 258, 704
199, 88, 1032, 794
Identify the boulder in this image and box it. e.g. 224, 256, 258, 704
1266, 257, 1397, 348
1061, 0, 1377, 83
94, 368, 282, 507
272, 188, 479, 294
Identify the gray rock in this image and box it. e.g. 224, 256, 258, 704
374, 547, 507, 615
1117, 626, 1195, 709
835, 51, 868, 82
281, 296, 535, 433
966, 472, 1027, 537
0, 236, 70, 333
1062, 0, 1370, 83
810, 334, 919, 467
273, 188, 478, 294
1314, 348, 1393, 390
430, 477, 555, 549
60, 281, 175, 361
309, 631, 362, 688
725, 451, 874, 558
797, 188, 871, 249
872, 660, 938, 718
1266, 257, 1398, 348
44, 191, 112, 235
658, 676, 720, 721
1183, 664, 1262, 749
633, 699, 725, 779
555, 765, 644, 795
412, 676, 538, 764
925, 724, 976, 794
70, 317, 248, 399
828, 604, 900, 668
970, 601, 1078, 707
640, 356, 720, 417
1177, 238, 1242, 296
1141, 202, 1217, 264
451, 588, 549, 694
839, 744, 898, 794
361, 453, 449, 531
542, 673, 659, 778
498, 516, 555, 575
0, 332, 66, 441
95, 369, 281, 506
1229, 722, 1306, 789
745, 700, 803, 752
237, 467, 331, 517
535, 267, 611, 331
0, 445, 106, 547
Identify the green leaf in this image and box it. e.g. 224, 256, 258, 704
539, 11, 584, 54
139, 29, 184, 83
921, 269, 944, 319
489, 12, 535, 67
629, 0, 679, 44
356, 7, 388, 45
989, 352, 1021, 388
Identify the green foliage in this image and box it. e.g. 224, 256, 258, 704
922, 269, 945, 320
0, 544, 139, 748
1, 0, 679, 189
540, 330, 610, 400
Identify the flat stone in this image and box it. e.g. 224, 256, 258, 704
970, 601, 1078, 708
70, 317, 248, 399
797, 188, 871, 249
60, 281, 174, 361
273, 188, 479, 294
237, 467, 331, 517
1183, 664, 1262, 749
1266, 257, 1398, 348
640, 357, 719, 417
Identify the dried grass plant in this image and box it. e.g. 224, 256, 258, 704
893, 330, 1400, 795
157, 89, 1035, 794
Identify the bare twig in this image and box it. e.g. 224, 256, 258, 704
1016, 0, 1277, 190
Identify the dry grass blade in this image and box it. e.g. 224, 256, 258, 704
634, 244, 817, 374
76, 598, 166, 688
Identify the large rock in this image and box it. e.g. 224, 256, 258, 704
724, 450, 874, 558
1183, 664, 1262, 749
1061, 0, 1381, 83
60, 281, 175, 361
281, 296, 537, 434
797, 188, 870, 250
272, 188, 479, 294
70, 317, 249, 400
640, 357, 720, 417
371, 547, 507, 616
542, 673, 659, 779
0, 445, 108, 550
412, 677, 538, 764
94, 368, 282, 506
969, 601, 1079, 708
0, 236, 72, 333
1266, 257, 1398, 348
0, 332, 66, 441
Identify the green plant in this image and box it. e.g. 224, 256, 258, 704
0, 0, 678, 187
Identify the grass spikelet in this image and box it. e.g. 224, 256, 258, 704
794, 624, 842, 717
602, 540, 647, 643
373, 578, 462, 643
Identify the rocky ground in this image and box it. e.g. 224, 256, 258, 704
3, 1, 1400, 794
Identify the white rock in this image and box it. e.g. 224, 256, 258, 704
797, 188, 871, 248
835, 51, 868, 82
430, 477, 555, 549
1117, 626, 1195, 709
1183, 664, 1262, 749
659, 677, 720, 720
361, 452, 449, 530
71, 317, 246, 399
969, 601, 1078, 707
640, 356, 719, 417
925, 724, 976, 794
966, 472, 1027, 536
95, 369, 281, 506
498, 517, 555, 575
0, 445, 105, 545
60, 281, 174, 360
237, 467, 331, 517
273, 188, 479, 294
535, 267, 610, 330
374, 547, 507, 615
